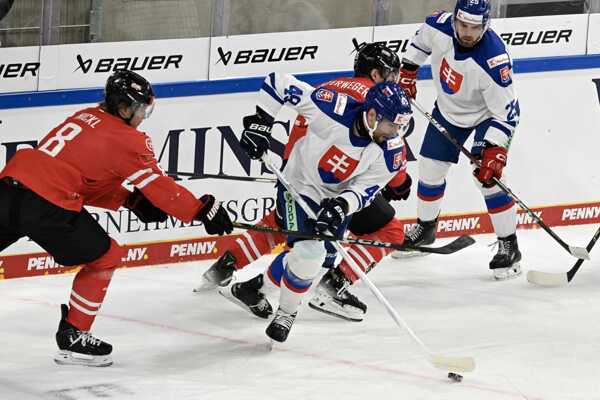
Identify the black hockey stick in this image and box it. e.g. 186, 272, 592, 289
232, 222, 475, 255
527, 225, 600, 286
167, 171, 276, 183
410, 99, 589, 261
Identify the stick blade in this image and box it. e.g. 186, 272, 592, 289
430, 354, 476, 373
569, 246, 590, 260
526, 270, 568, 287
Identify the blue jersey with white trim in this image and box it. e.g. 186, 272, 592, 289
256, 72, 405, 214
405, 11, 519, 147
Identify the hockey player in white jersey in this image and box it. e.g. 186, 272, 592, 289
238, 74, 412, 342
398, 0, 522, 280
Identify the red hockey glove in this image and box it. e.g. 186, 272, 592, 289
475, 145, 507, 187
381, 174, 412, 202
197, 194, 233, 235
399, 67, 418, 99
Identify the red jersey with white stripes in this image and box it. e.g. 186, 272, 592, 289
0, 106, 203, 222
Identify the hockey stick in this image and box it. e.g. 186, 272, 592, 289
232, 221, 475, 255
167, 171, 277, 183
527, 225, 600, 286
410, 99, 589, 261
260, 154, 475, 373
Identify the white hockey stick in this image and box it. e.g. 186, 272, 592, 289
261, 154, 475, 373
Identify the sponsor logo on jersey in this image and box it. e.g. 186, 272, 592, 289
499, 30, 572, 47
500, 66, 511, 83
393, 152, 403, 169
315, 88, 334, 103
439, 58, 464, 94
169, 241, 217, 257
0, 62, 40, 79
562, 206, 600, 221
74, 54, 183, 74
334, 93, 348, 115
215, 45, 318, 66
487, 53, 510, 69
318, 145, 359, 184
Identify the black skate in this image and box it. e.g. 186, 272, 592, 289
194, 251, 237, 292
308, 267, 367, 322
266, 307, 297, 343
490, 233, 522, 280
218, 274, 273, 319
54, 304, 113, 367
391, 218, 437, 259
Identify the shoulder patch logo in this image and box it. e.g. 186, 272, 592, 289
439, 58, 464, 94
487, 53, 510, 69
315, 88, 334, 103
334, 93, 348, 116
145, 137, 155, 153
386, 136, 404, 151
500, 66, 511, 83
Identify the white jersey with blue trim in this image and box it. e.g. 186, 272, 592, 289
256, 72, 405, 215
405, 11, 520, 147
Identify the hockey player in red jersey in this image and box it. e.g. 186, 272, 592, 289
0, 70, 233, 367
199, 43, 412, 322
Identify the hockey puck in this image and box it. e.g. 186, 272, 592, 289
448, 372, 463, 382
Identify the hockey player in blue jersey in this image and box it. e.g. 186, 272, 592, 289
398, 0, 522, 280
239, 76, 412, 342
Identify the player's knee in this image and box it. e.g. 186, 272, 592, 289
286, 240, 326, 279
86, 238, 123, 270
419, 157, 452, 184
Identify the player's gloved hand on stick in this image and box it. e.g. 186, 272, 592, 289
240, 106, 275, 160
399, 61, 418, 99
124, 189, 168, 223
474, 143, 507, 187
197, 194, 233, 235
381, 174, 412, 202
314, 197, 348, 235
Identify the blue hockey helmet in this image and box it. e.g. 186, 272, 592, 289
453, 0, 491, 45
363, 82, 412, 138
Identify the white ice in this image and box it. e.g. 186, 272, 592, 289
2, 224, 600, 400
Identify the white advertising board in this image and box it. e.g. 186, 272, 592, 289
37, 38, 210, 91
208, 27, 372, 80
0, 46, 40, 93
587, 13, 600, 54
2, 67, 600, 254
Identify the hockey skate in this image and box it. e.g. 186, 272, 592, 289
266, 307, 297, 343
391, 218, 437, 259
489, 233, 522, 280
194, 251, 237, 292
54, 304, 113, 367
308, 268, 367, 322
218, 274, 273, 319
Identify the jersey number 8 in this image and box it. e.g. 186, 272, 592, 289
38, 122, 83, 157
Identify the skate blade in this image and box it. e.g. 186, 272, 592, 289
193, 275, 237, 293
54, 350, 113, 367
493, 262, 522, 281
217, 285, 272, 319
308, 299, 364, 322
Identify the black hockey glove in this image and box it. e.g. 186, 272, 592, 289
381, 174, 412, 202
196, 194, 233, 235
124, 189, 168, 223
314, 197, 348, 235
240, 106, 274, 160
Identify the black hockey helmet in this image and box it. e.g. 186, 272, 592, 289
354, 42, 400, 82
104, 70, 155, 120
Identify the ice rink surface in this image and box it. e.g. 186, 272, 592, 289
2, 224, 600, 400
